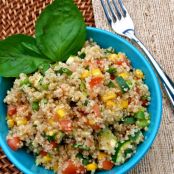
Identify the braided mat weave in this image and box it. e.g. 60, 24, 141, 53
0, 0, 94, 173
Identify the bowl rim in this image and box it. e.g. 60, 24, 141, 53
0, 26, 162, 174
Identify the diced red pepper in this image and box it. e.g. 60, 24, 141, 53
7, 137, 20, 151
59, 119, 72, 132
7, 105, 17, 116
93, 104, 101, 117
50, 141, 58, 149
89, 77, 103, 88
101, 160, 114, 170
40, 150, 47, 157
62, 160, 86, 174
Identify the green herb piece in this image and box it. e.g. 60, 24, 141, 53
85, 65, 89, 70
79, 52, 86, 59
84, 100, 88, 106
129, 131, 144, 144
57, 67, 72, 76
136, 120, 150, 128
35, 0, 86, 61
80, 81, 86, 91
32, 101, 39, 111
107, 81, 115, 88
141, 95, 150, 101
46, 133, 57, 142
76, 153, 91, 165
73, 144, 90, 150
107, 67, 117, 75
0, 35, 51, 77
82, 158, 90, 165
20, 77, 31, 87
76, 153, 84, 159
123, 117, 136, 124
116, 76, 130, 93
104, 48, 115, 54
41, 98, 48, 104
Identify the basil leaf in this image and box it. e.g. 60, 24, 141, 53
35, 0, 86, 61
0, 34, 51, 77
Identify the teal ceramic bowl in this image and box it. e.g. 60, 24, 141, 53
0, 27, 162, 174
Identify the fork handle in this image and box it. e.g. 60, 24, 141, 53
126, 31, 174, 107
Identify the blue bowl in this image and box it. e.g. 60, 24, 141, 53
0, 27, 162, 174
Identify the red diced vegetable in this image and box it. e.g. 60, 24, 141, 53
59, 119, 72, 132
7, 137, 20, 151
89, 77, 103, 88
101, 160, 114, 170
7, 105, 17, 116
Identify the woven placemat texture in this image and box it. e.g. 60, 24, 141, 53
0, 1, 94, 173
92, 0, 174, 174
0, 0, 95, 39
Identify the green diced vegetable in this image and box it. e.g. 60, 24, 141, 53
46, 133, 57, 142
41, 98, 48, 104
129, 131, 144, 144
104, 48, 115, 54
124, 148, 134, 158
32, 101, 39, 111
73, 144, 90, 150
107, 67, 117, 75
99, 128, 117, 153
79, 52, 86, 59
136, 120, 150, 128
123, 117, 136, 124
141, 95, 151, 101
80, 81, 86, 91
76, 153, 84, 159
57, 67, 72, 76
126, 80, 133, 89
41, 83, 49, 90
76, 153, 91, 165
20, 78, 31, 87
107, 81, 115, 88
135, 111, 145, 120
38, 63, 50, 75
112, 140, 133, 164
116, 76, 130, 93
84, 100, 89, 106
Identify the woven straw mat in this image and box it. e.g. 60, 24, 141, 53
0, 0, 94, 174
92, 0, 174, 174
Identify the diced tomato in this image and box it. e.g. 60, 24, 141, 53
7, 105, 17, 116
101, 160, 114, 170
50, 141, 58, 149
116, 60, 123, 65
91, 124, 101, 131
40, 150, 47, 157
89, 77, 103, 88
62, 160, 86, 174
59, 119, 72, 132
7, 137, 20, 151
93, 104, 101, 117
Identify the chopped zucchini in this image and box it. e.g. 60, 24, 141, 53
115, 76, 130, 93
136, 119, 150, 128
107, 81, 115, 88
32, 101, 39, 111
20, 77, 31, 87
107, 67, 117, 75
135, 111, 145, 120
73, 144, 90, 151
112, 140, 133, 164
129, 131, 144, 144
123, 117, 136, 124
98, 129, 117, 153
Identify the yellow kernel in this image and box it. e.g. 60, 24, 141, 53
53, 164, 59, 171
106, 100, 116, 108
56, 109, 66, 119
135, 69, 144, 79
91, 68, 103, 77
102, 92, 116, 102
7, 119, 15, 128
16, 118, 28, 126
119, 100, 129, 109
98, 152, 108, 160
86, 163, 98, 171
118, 53, 126, 59
88, 119, 95, 125
81, 70, 90, 79
47, 130, 56, 136
43, 155, 52, 163
118, 72, 129, 80
108, 54, 119, 62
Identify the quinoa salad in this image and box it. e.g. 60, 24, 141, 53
4, 41, 151, 174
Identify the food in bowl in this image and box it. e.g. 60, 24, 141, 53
4, 40, 151, 173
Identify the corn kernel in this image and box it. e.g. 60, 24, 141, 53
16, 118, 28, 126
56, 108, 66, 119
43, 155, 52, 163
108, 54, 119, 62
135, 69, 144, 79
106, 100, 116, 108
81, 70, 90, 79
88, 119, 95, 125
7, 119, 15, 128
98, 152, 108, 160
118, 72, 129, 80
53, 164, 59, 171
120, 100, 129, 109
91, 68, 102, 77
118, 53, 126, 59
86, 163, 98, 171
48, 118, 54, 126
47, 130, 56, 136
102, 92, 116, 102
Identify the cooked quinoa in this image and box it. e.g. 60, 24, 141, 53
4, 40, 151, 174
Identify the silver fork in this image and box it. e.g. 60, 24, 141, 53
101, 0, 174, 107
